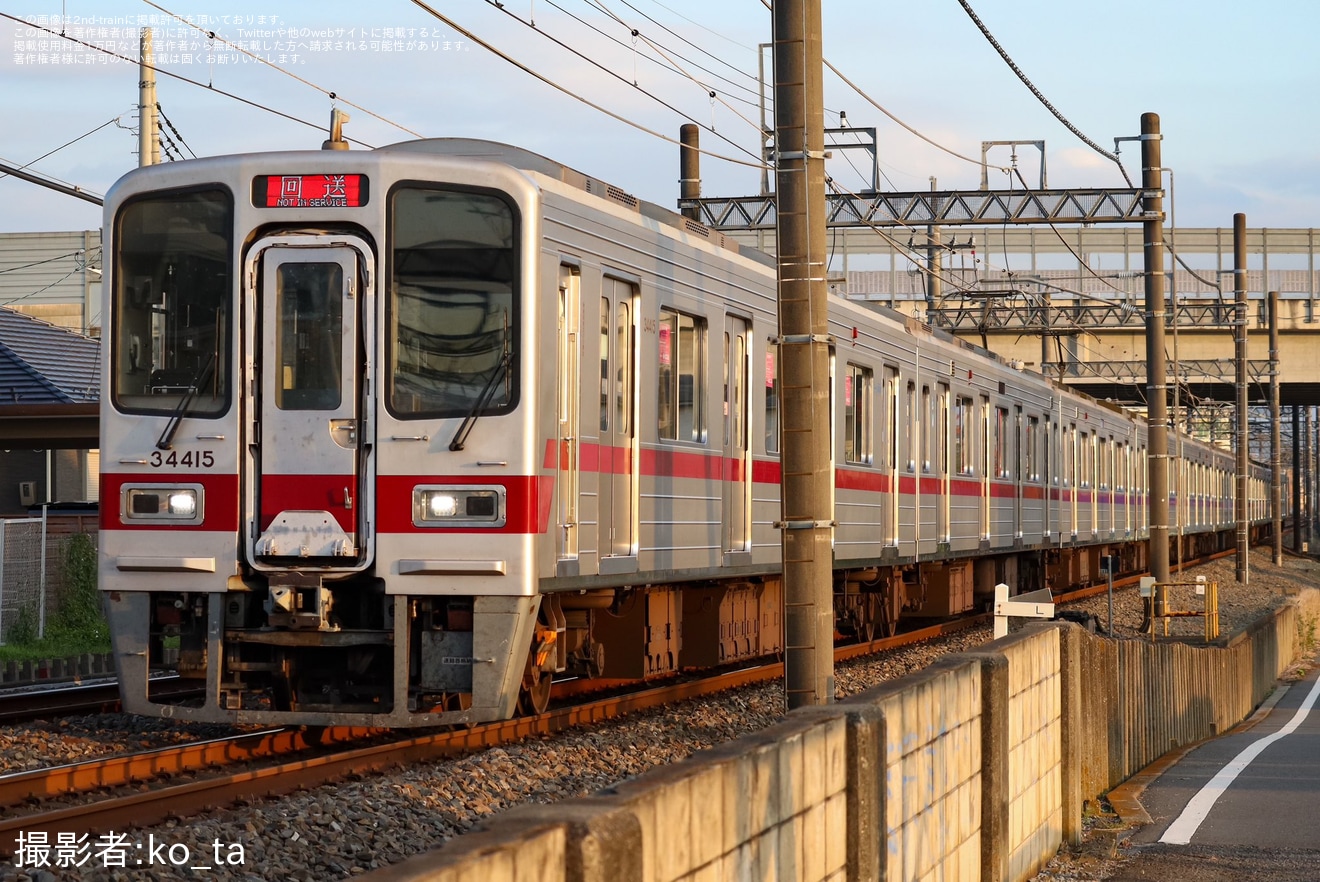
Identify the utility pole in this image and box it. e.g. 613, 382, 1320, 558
1142, 113, 1171, 599
774, 0, 834, 708
1269, 291, 1282, 566
1234, 213, 1249, 584
139, 28, 160, 168
1295, 405, 1303, 552
679, 124, 701, 221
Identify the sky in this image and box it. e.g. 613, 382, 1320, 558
2, 0, 1318, 237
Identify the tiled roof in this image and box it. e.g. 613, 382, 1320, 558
0, 306, 100, 404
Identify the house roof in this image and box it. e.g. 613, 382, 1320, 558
0, 306, 99, 404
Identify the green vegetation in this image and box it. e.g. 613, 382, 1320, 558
0, 533, 110, 663
1299, 612, 1318, 658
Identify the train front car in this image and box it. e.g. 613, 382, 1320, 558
101, 146, 543, 726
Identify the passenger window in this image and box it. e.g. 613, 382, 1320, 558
657, 308, 706, 442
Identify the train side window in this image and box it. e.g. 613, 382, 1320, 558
765, 342, 780, 455
904, 381, 916, 472
994, 406, 1009, 478
921, 385, 932, 472
600, 298, 610, 432
844, 363, 873, 465
1026, 416, 1040, 481
954, 396, 974, 476
657, 308, 706, 443
884, 367, 899, 470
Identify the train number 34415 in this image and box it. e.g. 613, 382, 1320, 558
149, 450, 215, 468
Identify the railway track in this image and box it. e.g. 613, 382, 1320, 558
0, 616, 978, 857
0, 547, 1241, 857
0, 678, 203, 725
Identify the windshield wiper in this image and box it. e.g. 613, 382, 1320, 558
448, 348, 510, 452
156, 351, 217, 451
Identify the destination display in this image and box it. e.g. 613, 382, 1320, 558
254, 174, 368, 208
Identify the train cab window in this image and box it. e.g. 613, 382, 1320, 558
765, 343, 780, 455
657, 308, 706, 443
844, 364, 873, 465
387, 186, 518, 419
112, 187, 233, 415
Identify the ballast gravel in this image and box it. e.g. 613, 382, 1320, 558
2, 549, 1317, 882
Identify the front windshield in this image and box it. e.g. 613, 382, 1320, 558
388, 186, 518, 419
112, 187, 232, 415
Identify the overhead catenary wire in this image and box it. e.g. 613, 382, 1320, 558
482, 0, 765, 163
409, 0, 768, 170
542, 0, 762, 108
592, 0, 761, 88
155, 103, 198, 159
955, 0, 1135, 187
581, 0, 770, 139
0, 13, 374, 148
140, 0, 425, 140
0, 116, 125, 182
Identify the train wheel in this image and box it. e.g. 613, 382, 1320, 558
518, 668, 552, 716
859, 594, 879, 643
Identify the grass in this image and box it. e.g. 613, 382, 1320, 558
0, 532, 111, 663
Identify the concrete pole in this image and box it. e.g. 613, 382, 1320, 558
925, 225, 942, 314
1295, 405, 1303, 552
773, 0, 834, 708
1141, 113, 1171, 598
1270, 292, 1283, 565
1234, 214, 1249, 584
679, 124, 701, 221
138, 29, 160, 167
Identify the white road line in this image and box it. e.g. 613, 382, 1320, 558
1160, 672, 1320, 845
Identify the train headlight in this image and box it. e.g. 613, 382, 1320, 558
413, 486, 506, 528
122, 484, 204, 524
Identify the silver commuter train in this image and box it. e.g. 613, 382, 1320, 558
99, 138, 1272, 726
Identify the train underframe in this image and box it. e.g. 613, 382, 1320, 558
109, 527, 1270, 727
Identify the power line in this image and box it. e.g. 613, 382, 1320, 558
0, 13, 372, 148
955, 0, 1134, 187
482, 0, 763, 163
590, 0, 760, 90
0, 116, 125, 182
408, 1, 767, 170
583, 0, 768, 139
140, 0, 425, 140
0, 249, 100, 276
543, 0, 762, 109
156, 103, 197, 159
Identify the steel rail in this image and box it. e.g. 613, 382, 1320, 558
0, 726, 379, 810
0, 679, 203, 725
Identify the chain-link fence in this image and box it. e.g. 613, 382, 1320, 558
0, 517, 47, 644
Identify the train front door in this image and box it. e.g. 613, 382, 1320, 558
246, 236, 373, 570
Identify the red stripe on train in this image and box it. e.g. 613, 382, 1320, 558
99, 472, 240, 531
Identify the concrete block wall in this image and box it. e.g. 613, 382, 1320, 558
854, 658, 983, 882
1002, 629, 1061, 881
360, 589, 1320, 882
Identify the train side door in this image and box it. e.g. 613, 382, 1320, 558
556, 266, 580, 568
247, 238, 372, 568
597, 278, 637, 569
722, 316, 750, 559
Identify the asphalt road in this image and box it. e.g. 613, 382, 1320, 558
1113, 660, 1320, 880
